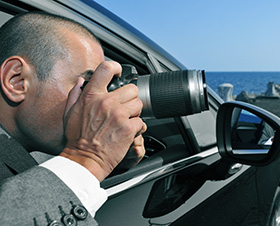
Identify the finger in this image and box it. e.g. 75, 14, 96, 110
136, 122, 147, 137
123, 98, 143, 117
84, 61, 122, 93
132, 142, 145, 160
128, 136, 146, 162
128, 117, 147, 138
127, 144, 145, 161
112, 83, 139, 104
116, 143, 145, 169
64, 77, 84, 118
133, 135, 144, 147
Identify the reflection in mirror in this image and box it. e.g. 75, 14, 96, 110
231, 108, 275, 155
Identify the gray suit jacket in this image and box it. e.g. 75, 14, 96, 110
0, 125, 98, 225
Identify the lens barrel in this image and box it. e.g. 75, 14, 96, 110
106, 67, 209, 119
137, 70, 209, 119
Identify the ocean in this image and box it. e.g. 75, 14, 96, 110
205, 72, 280, 96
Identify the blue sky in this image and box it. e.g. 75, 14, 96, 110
94, 0, 280, 72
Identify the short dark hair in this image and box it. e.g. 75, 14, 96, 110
0, 11, 99, 80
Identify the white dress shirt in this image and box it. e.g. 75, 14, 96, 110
41, 156, 108, 217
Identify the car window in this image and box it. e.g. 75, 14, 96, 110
156, 59, 218, 151
101, 45, 187, 154
186, 106, 217, 149
0, 11, 12, 26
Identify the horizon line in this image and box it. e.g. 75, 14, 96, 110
205, 70, 280, 72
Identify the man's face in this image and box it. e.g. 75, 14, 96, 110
16, 31, 105, 154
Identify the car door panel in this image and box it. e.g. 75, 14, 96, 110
171, 167, 257, 226
96, 151, 256, 225
256, 158, 280, 225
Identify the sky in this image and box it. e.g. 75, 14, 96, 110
94, 0, 280, 72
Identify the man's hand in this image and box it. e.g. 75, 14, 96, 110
115, 134, 146, 171
60, 61, 146, 182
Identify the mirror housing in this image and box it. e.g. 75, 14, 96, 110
217, 101, 280, 166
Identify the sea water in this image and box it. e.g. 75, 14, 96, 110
205, 72, 280, 96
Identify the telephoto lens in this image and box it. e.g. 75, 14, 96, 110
137, 70, 208, 118
107, 65, 209, 119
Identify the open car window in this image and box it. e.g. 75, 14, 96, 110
100, 47, 195, 188
186, 104, 217, 150
0, 11, 12, 25
101, 48, 218, 188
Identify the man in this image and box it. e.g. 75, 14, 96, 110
0, 11, 146, 225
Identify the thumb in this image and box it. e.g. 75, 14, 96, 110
64, 77, 84, 119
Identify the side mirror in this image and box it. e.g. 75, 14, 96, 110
217, 101, 280, 166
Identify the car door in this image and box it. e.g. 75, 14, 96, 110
94, 50, 262, 225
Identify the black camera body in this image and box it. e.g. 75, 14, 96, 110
107, 65, 209, 119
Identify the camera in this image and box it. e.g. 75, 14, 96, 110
107, 65, 209, 119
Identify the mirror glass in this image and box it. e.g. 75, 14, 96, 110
231, 108, 275, 155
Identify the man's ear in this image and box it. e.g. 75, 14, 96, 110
0, 56, 32, 103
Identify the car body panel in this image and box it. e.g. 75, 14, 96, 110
96, 151, 254, 226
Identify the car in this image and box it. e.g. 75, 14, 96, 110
1, 1, 280, 225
